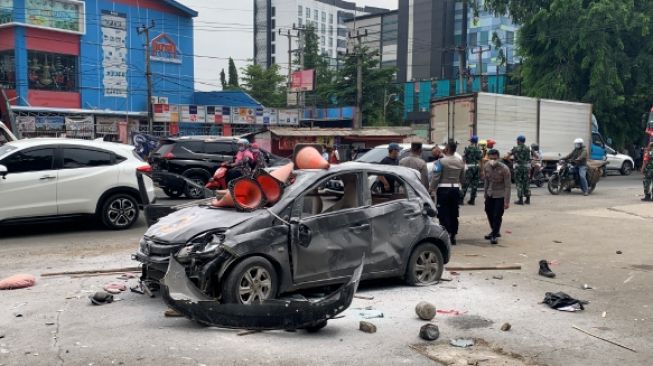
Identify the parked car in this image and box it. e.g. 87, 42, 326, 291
605, 145, 634, 175
0, 138, 155, 229
134, 162, 451, 304
0, 121, 17, 146
149, 136, 286, 199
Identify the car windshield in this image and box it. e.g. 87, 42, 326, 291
355, 147, 388, 163
0, 144, 17, 159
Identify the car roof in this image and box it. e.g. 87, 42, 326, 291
163, 136, 237, 142
5, 138, 135, 153
372, 143, 438, 150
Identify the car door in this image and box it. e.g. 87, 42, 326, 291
289, 172, 371, 284
366, 172, 427, 274
605, 146, 619, 170
0, 147, 58, 221
57, 146, 118, 215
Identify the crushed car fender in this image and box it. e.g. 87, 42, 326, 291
161, 256, 364, 330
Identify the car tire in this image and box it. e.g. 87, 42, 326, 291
163, 187, 183, 198
620, 161, 633, 176
99, 193, 139, 230
221, 256, 278, 304
183, 173, 208, 199
405, 243, 444, 286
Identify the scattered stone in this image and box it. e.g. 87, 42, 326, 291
553, 240, 563, 244
419, 324, 440, 341
492, 275, 503, 280
14, 313, 22, 318
512, 284, 517, 287
359, 321, 377, 333
415, 301, 436, 320
500, 322, 511, 331
616, 251, 623, 255
450, 338, 474, 348
581, 284, 593, 290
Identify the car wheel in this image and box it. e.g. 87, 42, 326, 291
405, 243, 444, 286
222, 256, 278, 304
100, 193, 139, 230
620, 161, 633, 176
184, 175, 208, 199
163, 187, 183, 198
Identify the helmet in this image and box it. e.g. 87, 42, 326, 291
517, 135, 526, 143
388, 142, 401, 151
478, 139, 487, 147
487, 138, 496, 148
574, 138, 584, 144
251, 142, 259, 150
237, 138, 249, 146
469, 135, 479, 143
531, 143, 539, 150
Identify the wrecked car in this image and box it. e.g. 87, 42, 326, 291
134, 162, 451, 305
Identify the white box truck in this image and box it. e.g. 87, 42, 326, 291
430, 93, 607, 169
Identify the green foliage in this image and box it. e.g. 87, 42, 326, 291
219, 69, 227, 90
482, 0, 653, 148
227, 57, 239, 89
240, 63, 287, 107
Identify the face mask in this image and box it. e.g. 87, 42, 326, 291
488, 159, 498, 167
575, 144, 582, 149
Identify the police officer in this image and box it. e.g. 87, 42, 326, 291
642, 142, 653, 201
509, 135, 531, 205
483, 149, 511, 244
460, 135, 483, 205
430, 140, 465, 245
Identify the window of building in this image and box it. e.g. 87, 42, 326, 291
328, 37, 333, 47
271, 32, 275, 42
271, 6, 275, 17
321, 11, 326, 22
329, 13, 333, 24
328, 25, 333, 34
2, 148, 55, 173
321, 23, 326, 33
27, 51, 77, 92
298, 18, 303, 26
271, 19, 275, 28
321, 47, 326, 54
480, 31, 489, 45
320, 36, 325, 46
314, 9, 318, 20
506, 31, 515, 44
0, 51, 15, 89
271, 56, 276, 64
62, 148, 113, 169
337, 39, 347, 48
271, 44, 276, 54
337, 27, 347, 37
298, 5, 302, 17
468, 32, 477, 47
306, 7, 311, 18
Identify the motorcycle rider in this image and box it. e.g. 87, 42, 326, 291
250, 142, 267, 170
508, 135, 531, 205
561, 138, 590, 196
460, 135, 483, 205
227, 138, 254, 182
642, 142, 653, 201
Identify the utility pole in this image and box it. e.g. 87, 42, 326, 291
471, 45, 491, 90
137, 20, 155, 134
459, 0, 468, 94
291, 24, 307, 125
279, 27, 300, 108
349, 29, 367, 129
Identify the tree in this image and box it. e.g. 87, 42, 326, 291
491, 31, 507, 93
219, 68, 227, 90
227, 57, 239, 89
240, 63, 287, 107
481, 0, 653, 148
295, 24, 336, 108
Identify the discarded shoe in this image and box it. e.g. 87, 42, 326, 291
538, 260, 556, 278
89, 291, 114, 305
642, 194, 652, 201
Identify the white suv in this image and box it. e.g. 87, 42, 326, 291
0, 138, 155, 230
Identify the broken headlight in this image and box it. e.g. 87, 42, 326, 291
187, 230, 226, 255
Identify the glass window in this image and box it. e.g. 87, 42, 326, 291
468, 32, 477, 46
368, 173, 409, 204
62, 148, 112, 169
176, 141, 203, 154
329, 13, 333, 23
271, 32, 275, 42
27, 51, 77, 92
271, 6, 275, 17
299, 173, 361, 217
314, 9, 318, 20
321, 23, 325, 33
271, 19, 275, 29
271, 44, 276, 54
328, 37, 333, 47
205, 142, 234, 155
321, 11, 326, 22
0, 50, 15, 89
306, 7, 310, 18
1, 148, 55, 173
298, 5, 302, 16
320, 37, 325, 46
480, 31, 489, 45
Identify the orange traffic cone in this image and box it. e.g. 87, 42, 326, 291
270, 162, 294, 183
211, 192, 234, 208
295, 146, 329, 170
230, 178, 265, 211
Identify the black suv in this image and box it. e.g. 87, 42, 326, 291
149, 136, 283, 199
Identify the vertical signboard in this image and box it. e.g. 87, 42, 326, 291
101, 10, 128, 97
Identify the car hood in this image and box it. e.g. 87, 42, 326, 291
612, 153, 633, 161
144, 205, 260, 243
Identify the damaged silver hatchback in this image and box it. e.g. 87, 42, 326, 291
134, 163, 451, 306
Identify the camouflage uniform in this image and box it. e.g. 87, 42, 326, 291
511, 144, 531, 201
461, 145, 483, 204
643, 148, 653, 199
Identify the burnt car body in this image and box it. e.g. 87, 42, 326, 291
134, 162, 451, 304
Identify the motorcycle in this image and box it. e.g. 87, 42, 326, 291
205, 162, 233, 190
530, 161, 547, 188
547, 160, 608, 195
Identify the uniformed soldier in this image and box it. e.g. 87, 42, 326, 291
430, 140, 465, 245
642, 142, 653, 201
460, 135, 483, 205
509, 135, 531, 205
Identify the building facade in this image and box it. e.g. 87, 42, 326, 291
343, 10, 398, 71
0, 0, 197, 139
253, 0, 387, 69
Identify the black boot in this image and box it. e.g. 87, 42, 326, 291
490, 236, 498, 245
484, 233, 502, 240
525, 196, 530, 205
450, 235, 456, 245
642, 194, 652, 201
515, 197, 524, 205
538, 260, 556, 278
467, 197, 475, 206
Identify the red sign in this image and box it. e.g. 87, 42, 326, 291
150, 33, 181, 64
290, 69, 315, 92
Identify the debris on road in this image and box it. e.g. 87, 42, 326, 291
542, 292, 586, 312
411, 341, 534, 366
572, 325, 637, 353
437, 309, 468, 316
42, 267, 141, 277
103, 282, 127, 294
117, 273, 137, 280
419, 324, 440, 341
492, 275, 503, 280
500, 323, 511, 331
353, 295, 374, 300
0, 274, 36, 290
45, 322, 55, 326
450, 338, 475, 348
623, 275, 634, 284
553, 240, 563, 243
89, 291, 114, 305
164, 308, 183, 317
359, 321, 377, 333
538, 260, 556, 278
602, 311, 607, 318
415, 301, 436, 320
357, 309, 384, 319
581, 284, 593, 290
616, 251, 623, 254
445, 265, 522, 271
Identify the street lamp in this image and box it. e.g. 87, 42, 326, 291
383, 91, 398, 125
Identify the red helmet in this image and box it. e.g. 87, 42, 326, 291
487, 138, 496, 148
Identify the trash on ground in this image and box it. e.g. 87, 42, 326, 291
103, 282, 127, 294
572, 325, 636, 353
164, 308, 183, 317
616, 251, 623, 254
505, 230, 512, 234
602, 311, 607, 318
359, 321, 377, 333
437, 309, 468, 316
45, 322, 55, 326
553, 240, 563, 243
358, 309, 384, 319
14, 313, 23, 318
0, 274, 36, 290
500, 322, 511, 331
89, 291, 114, 305
419, 324, 440, 341
415, 301, 436, 320
492, 275, 503, 280
623, 275, 634, 284
117, 273, 137, 280
542, 292, 586, 312
450, 338, 475, 348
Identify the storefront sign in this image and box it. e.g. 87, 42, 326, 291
150, 33, 181, 64
290, 69, 315, 92
180, 105, 206, 123
25, 0, 85, 34
35, 116, 64, 131
232, 107, 255, 124
153, 103, 171, 122
101, 10, 128, 98
65, 115, 93, 137
15, 115, 36, 133
277, 109, 299, 125
0, 0, 13, 24
96, 116, 118, 134
206, 105, 231, 124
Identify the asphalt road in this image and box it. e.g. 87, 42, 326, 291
0, 173, 651, 366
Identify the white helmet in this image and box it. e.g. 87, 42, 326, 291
574, 138, 584, 144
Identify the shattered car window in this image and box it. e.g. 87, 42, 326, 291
300, 173, 362, 217
368, 173, 409, 205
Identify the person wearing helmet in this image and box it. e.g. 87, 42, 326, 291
508, 135, 532, 205
377, 143, 401, 193
561, 138, 590, 195
642, 142, 653, 201
250, 142, 267, 170
227, 138, 254, 182
486, 138, 496, 149
530, 143, 542, 180
460, 135, 483, 205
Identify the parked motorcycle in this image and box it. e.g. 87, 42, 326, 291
547, 160, 608, 195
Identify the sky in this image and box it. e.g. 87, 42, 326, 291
177, 0, 398, 91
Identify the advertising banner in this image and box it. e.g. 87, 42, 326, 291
206, 105, 231, 124
277, 109, 299, 125
15, 115, 36, 133
153, 103, 171, 122
232, 107, 255, 124
101, 10, 128, 97
65, 115, 93, 137
289, 69, 315, 92
150, 33, 181, 64
25, 0, 85, 34
180, 105, 206, 123
35, 116, 64, 131
96, 116, 118, 135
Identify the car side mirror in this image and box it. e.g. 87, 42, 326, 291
423, 203, 437, 218
0, 164, 7, 179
